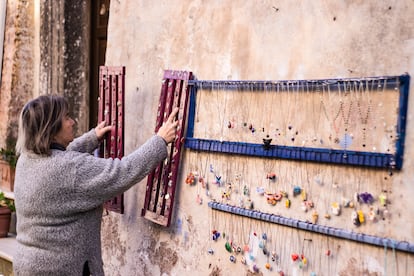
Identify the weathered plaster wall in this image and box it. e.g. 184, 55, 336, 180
39, 0, 90, 134
103, 1, 414, 275
0, 0, 90, 150
0, 0, 34, 150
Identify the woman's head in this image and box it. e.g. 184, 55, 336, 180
16, 95, 75, 155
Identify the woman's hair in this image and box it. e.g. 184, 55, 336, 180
16, 95, 69, 155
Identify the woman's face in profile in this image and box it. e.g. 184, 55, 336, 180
54, 113, 75, 147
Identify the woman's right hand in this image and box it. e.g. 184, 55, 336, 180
157, 108, 179, 144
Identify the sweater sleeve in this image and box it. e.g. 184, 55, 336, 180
67, 129, 100, 154
69, 135, 167, 211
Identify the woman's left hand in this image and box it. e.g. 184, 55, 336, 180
95, 121, 113, 140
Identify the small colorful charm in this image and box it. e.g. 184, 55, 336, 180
379, 192, 387, 206
331, 202, 341, 216
212, 230, 220, 241
185, 172, 195, 185
357, 210, 365, 223
266, 172, 277, 180
285, 198, 291, 208
225, 241, 232, 253
352, 211, 360, 226
229, 255, 236, 263
312, 210, 319, 224
358, 192, 374, 204
293, 186, 301, 196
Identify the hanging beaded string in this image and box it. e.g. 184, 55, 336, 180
208, 204, 216, 255
373, 78, 386, 152
283, 82, 293, 145
312, 82, 324, 145
356, 79, 372, 149
274, 82, 285, 142
390, 241, 397, 276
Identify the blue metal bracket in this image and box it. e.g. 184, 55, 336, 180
208, 201, 414, 254
185, 74, 410, 169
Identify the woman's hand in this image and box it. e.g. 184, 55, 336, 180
95, 121, 114, 140
157, 107, 179, 144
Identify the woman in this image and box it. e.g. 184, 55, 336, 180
13, 95, 178, 275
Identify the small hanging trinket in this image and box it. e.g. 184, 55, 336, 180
185, 172, 195, 185
331, 202, 341, 216
263, 136, 272, 150
301, 190, 307, 201
256, 186, 265, 195
229, 255, 236, 263
351, 211, 359, 226
214, 175, 222, 186
208, 248, 214, 255
252, 264, 260, 273
285, 198, 291, 208
358, 192, 374, 204
368, 207, 377, 221
199, 176, 206, 188
379, 192, 387, 206
196, 194, 203, 205
248, 199, 254, 209
341, 197, 351, 208
291, 253, 299, 261
212, 230, 220, 241
221, 190, 231, 200
243, 185, 250, 196
312, 210, 319, 224
265, 262, 271, 270
271, 251, 278, 262
293, 186, 301, 196
357, 210, 365, 223
266, 172, 277, 181
225, 241, 232, 253
241, 256, 247, 265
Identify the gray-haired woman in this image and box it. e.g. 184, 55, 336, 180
13, 95, 178, 276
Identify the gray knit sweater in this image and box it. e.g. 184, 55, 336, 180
13, 130, 167, 276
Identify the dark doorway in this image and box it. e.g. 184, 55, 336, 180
90, 0, 110, 129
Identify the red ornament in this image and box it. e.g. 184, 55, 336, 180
326, 249, 331, 256
291, 253, 299, 261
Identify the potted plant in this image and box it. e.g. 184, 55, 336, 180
0, 191, 15, 237
0, 147, 17, 192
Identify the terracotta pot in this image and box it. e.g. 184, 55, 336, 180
0, 160, 15, 192
0, 206, 12, 237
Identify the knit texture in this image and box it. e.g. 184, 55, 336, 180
13, 130, 167, 276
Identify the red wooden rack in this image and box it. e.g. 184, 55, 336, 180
142, 70, 193, 226
98, 66, 125, 214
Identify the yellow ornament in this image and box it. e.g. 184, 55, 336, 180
285, 199, 291, 208
357, 210, 365, 224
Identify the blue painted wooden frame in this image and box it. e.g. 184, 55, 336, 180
184, 74, 410, 169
